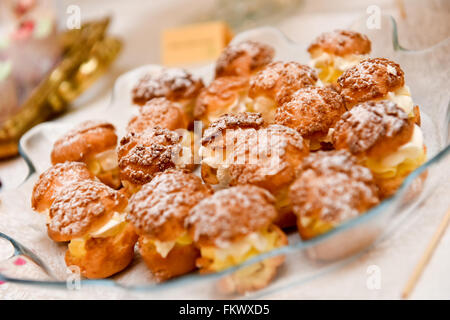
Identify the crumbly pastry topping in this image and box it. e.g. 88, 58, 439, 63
249, 61, 318, 104
332, 100, 409, 154
308, 29, 371, 56
127, 97, 187, 133
51, 120, 117, 163
337, 58, 405, 106
32, 162, 93, 211
118, 127, 182, 184
290, 150, 379, 222
186, 185, 277, 246
215, 40, 275, 78
227, 124, 308, 188
128, 169, 213, 240
194, 76, 249, 119
275, 87, 346, 138
132, 68, 204, 104
48, 180, 127, 239
202, 112, 265, 146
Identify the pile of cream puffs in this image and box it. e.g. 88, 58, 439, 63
31, 30, 427, 293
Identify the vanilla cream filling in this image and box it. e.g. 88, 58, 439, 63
201, 230, 280, 271
68, 212, 127, 258
310, 52, 366, 72
200, 145, 232, 185
365, 125, 426, 176
381, 124, 424, 168
89, 149, 118, 174
153, 240, 176, 258
200, 146, 227, 168
90, 212, 127, 238
208, 95, 253, 123
145, 232, 193, 258
385, 85, 415, 117
252, 96, 277, 122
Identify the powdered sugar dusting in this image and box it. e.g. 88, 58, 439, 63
118, 128, 182, 185
332, 100, 409, 154
186, 185, 277, 246
132, 68, 204, 104
215, 40, 275, 77
32, 162, 94, 211
128, 170, 213, 239
308, 29, 371, 56
48, 180, 126, 239
337, 58, 405, 106
249, 61, 318, 104
290, 150, 379, 223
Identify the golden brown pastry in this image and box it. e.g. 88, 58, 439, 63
50, 121, 121, 189
290, 150, 380, 240
31, 162, 94, 213
308, 30, 371, 84
127, 169, 213, 281
118, 127, 194, 194
186, 185, 287, 294
275, 86, 346, 150
194, 76, 251, 127
248, 61, 318, 122
337, 58, 418, 119
332, 100, 426, 197
48, 180, 137, 279
131, 68, 204, 124
215, 40, 275, 78
127, 97, 188, 133
200, 112, 309, 228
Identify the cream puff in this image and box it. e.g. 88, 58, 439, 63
337, 58, 418, 120
186, 185, 287, 294
131, 68, 204, 124
50, 120, 121, 189
332, 100, 426, 198
47, 180, 137, 279
127, 97, 188, 133
308, 30, 371, 84
200, 112, 266, 185
275, 86, 346, 150
194, 76, 251, 127
200, 113, 309, 228
289, 150, 380, 240
118, 127, 194, 194
248, 61, 318, 122
31, 161, 94, 213
215, 40, 275, 78
127, 169, 213, 281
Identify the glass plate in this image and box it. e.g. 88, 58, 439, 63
0, 14, 449, 299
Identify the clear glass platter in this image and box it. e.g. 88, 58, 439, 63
0, 15, 449, 299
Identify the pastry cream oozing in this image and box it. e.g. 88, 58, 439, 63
251, 96, 277, 123
87, 149, 119, 175
200, 145, 233, 185
208, 94, 253, 124
298, 215, 335, 239
142, 232, 193, 258
68, 212, 127, 258
310, 52, 366, 83
200, 229, 281, 272
384, 85, 415, 117
364, 124, 426, 179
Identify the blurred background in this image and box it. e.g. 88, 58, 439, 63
0, 0, 449, 190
